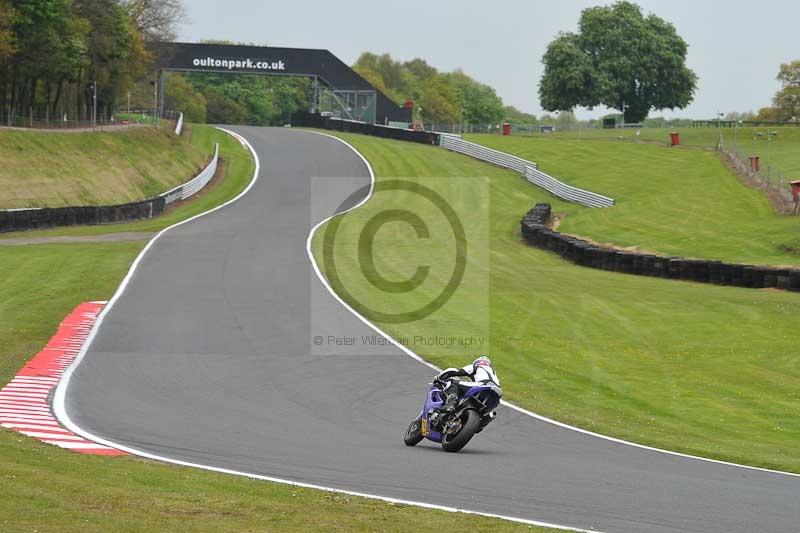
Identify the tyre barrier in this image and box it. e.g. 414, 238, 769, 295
521, 203, 800, 291
0, 143, 219, 234
292, 112, 440, 145
0, 198, 166, 233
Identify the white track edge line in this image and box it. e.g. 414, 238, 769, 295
48, 127, 589, 532
301, 130, 800, 480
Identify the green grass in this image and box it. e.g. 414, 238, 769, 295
0, 243, 142, 379
0, 125, 253, 239
510, 125, 800, 176
0, 126, 208, 209
313, 131, 800, 473
0, 426, 542, 531
467, 133, 800, 266
0, 128, 541, 532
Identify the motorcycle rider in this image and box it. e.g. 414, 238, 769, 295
434, 355, 500, 414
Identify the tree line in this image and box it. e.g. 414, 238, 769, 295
0, 0, 184, 124
164, 71, 310, 126
353, 52, 506, 126
0, 1, 526, 128
164, 50, 517, 128
752, 61, 800, 122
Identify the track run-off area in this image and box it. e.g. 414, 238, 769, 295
55, 127, 800, 533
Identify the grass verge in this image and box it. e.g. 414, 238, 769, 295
0, 427, 541, 531
0, 128, 541, 531
507, 125, 800, 176
0, 125, 253, 239
468, 133, 800, 266
0, 126, 207, 209
313, 131, 800, 473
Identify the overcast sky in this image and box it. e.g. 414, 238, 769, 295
179, 0, 799, 120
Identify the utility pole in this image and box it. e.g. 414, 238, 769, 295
620, 101, 626, 139
127, 92, 131, 123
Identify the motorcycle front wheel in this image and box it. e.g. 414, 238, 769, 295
441, 409, 480, 452
404, 418, 424, 446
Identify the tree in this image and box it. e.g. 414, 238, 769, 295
204, 89, 245, 124
353, 52, 411, 103
0, 0, 162, 123
418, 75, 459, 124
353, 52, 506, 125
122, 0, 186, 41
539, 1, 697, 123
164, 73, 205, 122
724, 111, 756, 121
446, 70, 504, 125
352, 64, 395, 101
504, 106, 538, 125
0, 0, 16, 111
6, 0, 85, 117
0, 0, 17, 63
771, 60, 800, 121
73, 0, 145, 118
183, 70, 309, 126
756, 106, 784, 122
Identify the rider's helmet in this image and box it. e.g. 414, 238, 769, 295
472, 355, 492, 369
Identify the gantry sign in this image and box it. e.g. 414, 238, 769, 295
154, 42, 411, 124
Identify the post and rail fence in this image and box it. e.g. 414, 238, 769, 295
0, 109, 179, 131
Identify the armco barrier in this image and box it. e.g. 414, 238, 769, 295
0, 143, 219, 233
440, 134, 531, 174
161, 143, 219, 205
294, 111, 614, 208
292, 112, 439, 145
521, 203, 800, 292
440, 136, 615, 208
525, 166, 615, 208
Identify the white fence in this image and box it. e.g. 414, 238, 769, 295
175, 112, 184, 136
440, 135, 532, 174
161, 143, 219, 205
524, 166, 614, 208
439, 136, 614, 208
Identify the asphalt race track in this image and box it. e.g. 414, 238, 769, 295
63, 127, 800, 532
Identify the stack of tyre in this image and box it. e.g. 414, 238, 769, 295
520, 203, 800, 292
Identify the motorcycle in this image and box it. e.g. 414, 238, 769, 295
403, 379, 502, 452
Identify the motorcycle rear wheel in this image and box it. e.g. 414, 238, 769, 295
441, 409, 480, 452
404, 418, 424, 446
